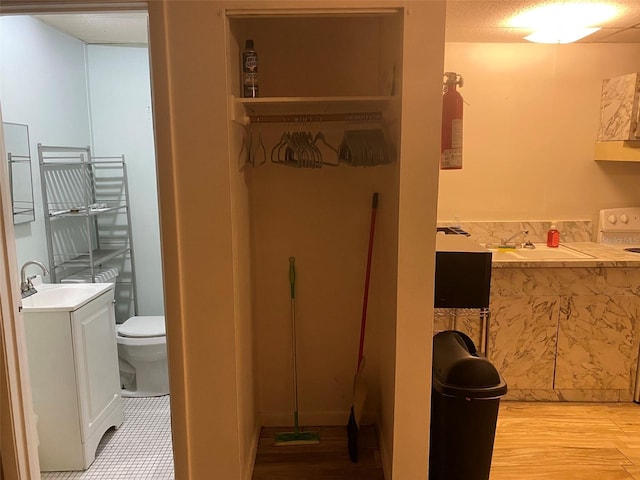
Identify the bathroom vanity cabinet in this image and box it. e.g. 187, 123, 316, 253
23, 287, 123, 471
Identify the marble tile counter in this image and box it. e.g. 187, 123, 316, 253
435, 219, 640, 402
487, 252, 640, 403
489, 242, 640, 268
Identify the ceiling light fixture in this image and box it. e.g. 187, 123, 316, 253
508, 2, 620, 44
524, 27, 601, 43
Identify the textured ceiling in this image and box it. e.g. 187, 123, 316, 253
445, 0, 640, 42
33, 12, 149, 45
33, 1, 640, 45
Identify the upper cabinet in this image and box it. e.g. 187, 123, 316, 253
595, 72, 640, 162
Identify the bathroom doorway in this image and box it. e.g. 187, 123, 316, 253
0, 10, 173, 478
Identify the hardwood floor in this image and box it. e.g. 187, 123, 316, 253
491, 402, 640, 480
252, 425, 384, 480
253, 402, 640, 479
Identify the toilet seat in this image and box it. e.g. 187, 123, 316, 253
118, 316, 165, 338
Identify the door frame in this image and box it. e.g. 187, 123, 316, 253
0, 2, 162, 478
0, 116, 41, 480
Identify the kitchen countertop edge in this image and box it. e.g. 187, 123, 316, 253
489, 242, 640, 268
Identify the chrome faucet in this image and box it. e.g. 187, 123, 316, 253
500, 230, 529, 246
20, 260, 49, 298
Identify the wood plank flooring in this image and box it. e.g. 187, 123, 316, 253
253, 402, 640, 479
491, 402, 640, 480
252, 425, 384, 480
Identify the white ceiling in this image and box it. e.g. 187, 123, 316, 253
446, 0, 640, 42
33, 1, 640, 45
33, 12, 149, 45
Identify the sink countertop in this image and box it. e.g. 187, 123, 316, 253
489, 241, 640, 268
21, 282, 114, 312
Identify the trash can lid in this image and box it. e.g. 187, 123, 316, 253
432, 330, 507, 399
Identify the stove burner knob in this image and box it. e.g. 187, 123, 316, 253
607, 214, 617, 224
620, 214, 629, 224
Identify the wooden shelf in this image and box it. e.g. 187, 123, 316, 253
232, 95, 394, 123
594, 141, 640, 162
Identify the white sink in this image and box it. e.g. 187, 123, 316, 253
21, 283, 114, 312
487, 244, 595, 260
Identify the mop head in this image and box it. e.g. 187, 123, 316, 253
274, 430, 320, 446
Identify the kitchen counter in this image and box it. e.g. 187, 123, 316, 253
490, 241, 640, 268
486, 241, 640, 403
434, 225, 640, 402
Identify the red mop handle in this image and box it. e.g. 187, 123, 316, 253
357, 192, 378, 369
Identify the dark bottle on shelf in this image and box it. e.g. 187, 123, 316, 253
242, 39, 259, 98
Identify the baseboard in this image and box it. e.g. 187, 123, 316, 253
260, 410, 345, 427
377, 424, 392, 480
243, 423, 261, 480
260, 409, 377, 427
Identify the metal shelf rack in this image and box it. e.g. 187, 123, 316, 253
433, 307, 490, 355
38, 144, 138, 321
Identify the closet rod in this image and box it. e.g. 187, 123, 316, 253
245, 111, 382, 125
226, 8, 401, 18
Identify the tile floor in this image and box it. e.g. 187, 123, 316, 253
41, 395, 174, 480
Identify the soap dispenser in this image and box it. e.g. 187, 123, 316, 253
547, 224, 560, 248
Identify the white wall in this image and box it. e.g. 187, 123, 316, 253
0, 16, 90, 271
86, 45, 164, 315
438, 42, 640, 227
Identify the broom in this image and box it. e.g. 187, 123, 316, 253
348, 192, 378, 462
274, 257, 320, 446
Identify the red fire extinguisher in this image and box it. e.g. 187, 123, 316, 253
441, 72, 464, 170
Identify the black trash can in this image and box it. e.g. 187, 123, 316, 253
429, 330, 508, 480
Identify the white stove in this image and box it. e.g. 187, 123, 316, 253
597, 207, 640, 253
598, 207, 640, 402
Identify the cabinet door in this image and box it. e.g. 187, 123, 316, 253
488, 295, 560, 390
555, 295, 640, 390
71, 290, 121, 442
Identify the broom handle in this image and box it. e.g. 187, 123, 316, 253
289, 257, 300, 433
358, 193, 378, 369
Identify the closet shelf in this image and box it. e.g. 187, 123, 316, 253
233, 95, 394, 121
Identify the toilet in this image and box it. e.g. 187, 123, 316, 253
116, 316, 169, 397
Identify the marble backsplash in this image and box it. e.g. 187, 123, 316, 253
437, 220, 593, 244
